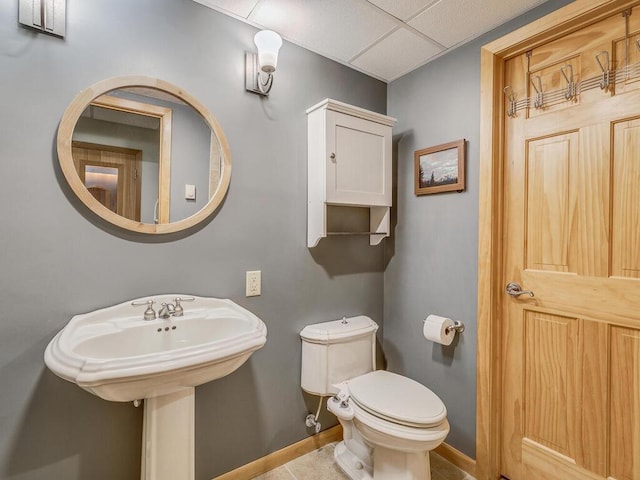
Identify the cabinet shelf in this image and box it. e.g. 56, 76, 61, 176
307, 204, 391, 247
307, 99, 396, 248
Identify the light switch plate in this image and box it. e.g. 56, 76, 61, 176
185, 184, 196, 200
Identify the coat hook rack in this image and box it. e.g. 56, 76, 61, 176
595, 51, 611, 90
504, 86, 518, 118
531, 76, 544, 109
560, 65, 577, 101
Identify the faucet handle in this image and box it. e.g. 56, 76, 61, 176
131, 300, 157, 321
173, 297, 195, 317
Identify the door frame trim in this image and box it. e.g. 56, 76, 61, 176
476, 1, 638, 478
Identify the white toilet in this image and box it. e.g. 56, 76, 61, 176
300, 316, 449, 480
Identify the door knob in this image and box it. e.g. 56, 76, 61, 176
505, 282, 534, 297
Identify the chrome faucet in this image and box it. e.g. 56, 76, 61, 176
132, 297, 195, 320
158, 302, 176, 319
158, 297, 195, 319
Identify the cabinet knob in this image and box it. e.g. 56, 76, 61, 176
330, 153, 336, 161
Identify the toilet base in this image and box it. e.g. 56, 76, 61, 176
334, 441, 372, 480
335, 440, 433, 480
372, 447, 431, 480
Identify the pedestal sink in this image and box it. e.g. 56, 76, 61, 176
44, 295, 267, 480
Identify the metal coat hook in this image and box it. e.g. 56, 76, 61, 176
531, 76, 544, 109
595, 51, 611, 90
504, 86, 517, 117
561, 65, 577, 100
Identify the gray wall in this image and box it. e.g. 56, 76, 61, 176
385, 0, 574, 458
0, 1, 386, 479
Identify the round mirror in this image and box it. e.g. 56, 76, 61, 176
57, 76, 231, 234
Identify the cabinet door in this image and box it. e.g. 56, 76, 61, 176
325, 111, 391, 206
18, 0, 66, 37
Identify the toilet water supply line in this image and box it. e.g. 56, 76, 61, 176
305, 396, 325, 433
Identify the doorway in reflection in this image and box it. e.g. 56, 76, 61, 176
73, 94, 163, 223
73, 142, 143, 221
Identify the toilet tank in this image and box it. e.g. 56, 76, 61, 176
300, 316, 378, 396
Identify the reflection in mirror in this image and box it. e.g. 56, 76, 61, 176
72, 89, 214, 224
86, 166, 119, 213
73, 142, 142, 220
57, 76, 231, 234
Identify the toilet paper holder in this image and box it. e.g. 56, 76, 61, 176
422, 318, 465, 335
422, 318, 464, 335
444, 321, 465, 335
422, 316, 465, 346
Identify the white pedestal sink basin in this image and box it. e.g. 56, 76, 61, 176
44, 295, 267, 480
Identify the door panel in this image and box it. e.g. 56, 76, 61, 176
610, 326, 640, 480
523, 311, 578, 458
72, 142, 142, 221
525, 133, 577, 273
612, 117, 640, 278
578, 320, 608, 476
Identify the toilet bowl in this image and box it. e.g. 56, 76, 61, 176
300, 316, 449, 480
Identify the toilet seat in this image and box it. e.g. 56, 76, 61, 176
348, 370, 447, 428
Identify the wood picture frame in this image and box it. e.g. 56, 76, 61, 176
414, 139, 466, 195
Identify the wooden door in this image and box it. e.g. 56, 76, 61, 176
500, 6, 640, 480
72, 141, 142, 222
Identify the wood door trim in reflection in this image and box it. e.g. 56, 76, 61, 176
91, 94, 172, 223
477, 1, 640, 479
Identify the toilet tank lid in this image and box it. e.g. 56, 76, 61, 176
300, 316, 378, 344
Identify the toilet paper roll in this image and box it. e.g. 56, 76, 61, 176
423, 314, 455, 346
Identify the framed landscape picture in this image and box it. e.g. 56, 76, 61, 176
414, 139, 466, 195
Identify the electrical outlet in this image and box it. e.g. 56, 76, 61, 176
246, 270, 261, 297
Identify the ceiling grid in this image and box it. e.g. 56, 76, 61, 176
192, 0, 548, 82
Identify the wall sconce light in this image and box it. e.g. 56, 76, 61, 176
245, 30, 283, 96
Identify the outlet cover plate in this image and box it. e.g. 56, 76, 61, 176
246, 270, 261, 297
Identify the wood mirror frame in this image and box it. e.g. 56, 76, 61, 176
57, 75, 231, 234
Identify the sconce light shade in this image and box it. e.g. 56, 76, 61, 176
246, 30, 282, 96
254, 30, 282, 74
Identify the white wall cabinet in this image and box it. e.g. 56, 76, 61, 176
307, 99, 396, 247
19, 0, 66, 37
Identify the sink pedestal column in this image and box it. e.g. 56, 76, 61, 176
141, 387, 195, 480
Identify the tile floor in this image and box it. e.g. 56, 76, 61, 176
252, 442, 476, 480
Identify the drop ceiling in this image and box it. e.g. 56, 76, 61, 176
192, 0, 548, 82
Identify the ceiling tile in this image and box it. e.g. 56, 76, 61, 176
409, 0, 546, 48
351, 27, 444, 81
249, 0, 397, 62
191, 0, 260, 19
192, 0, 553, 83
366, 0, 437, 21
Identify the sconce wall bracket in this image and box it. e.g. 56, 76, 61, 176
245, 52, 273, 96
